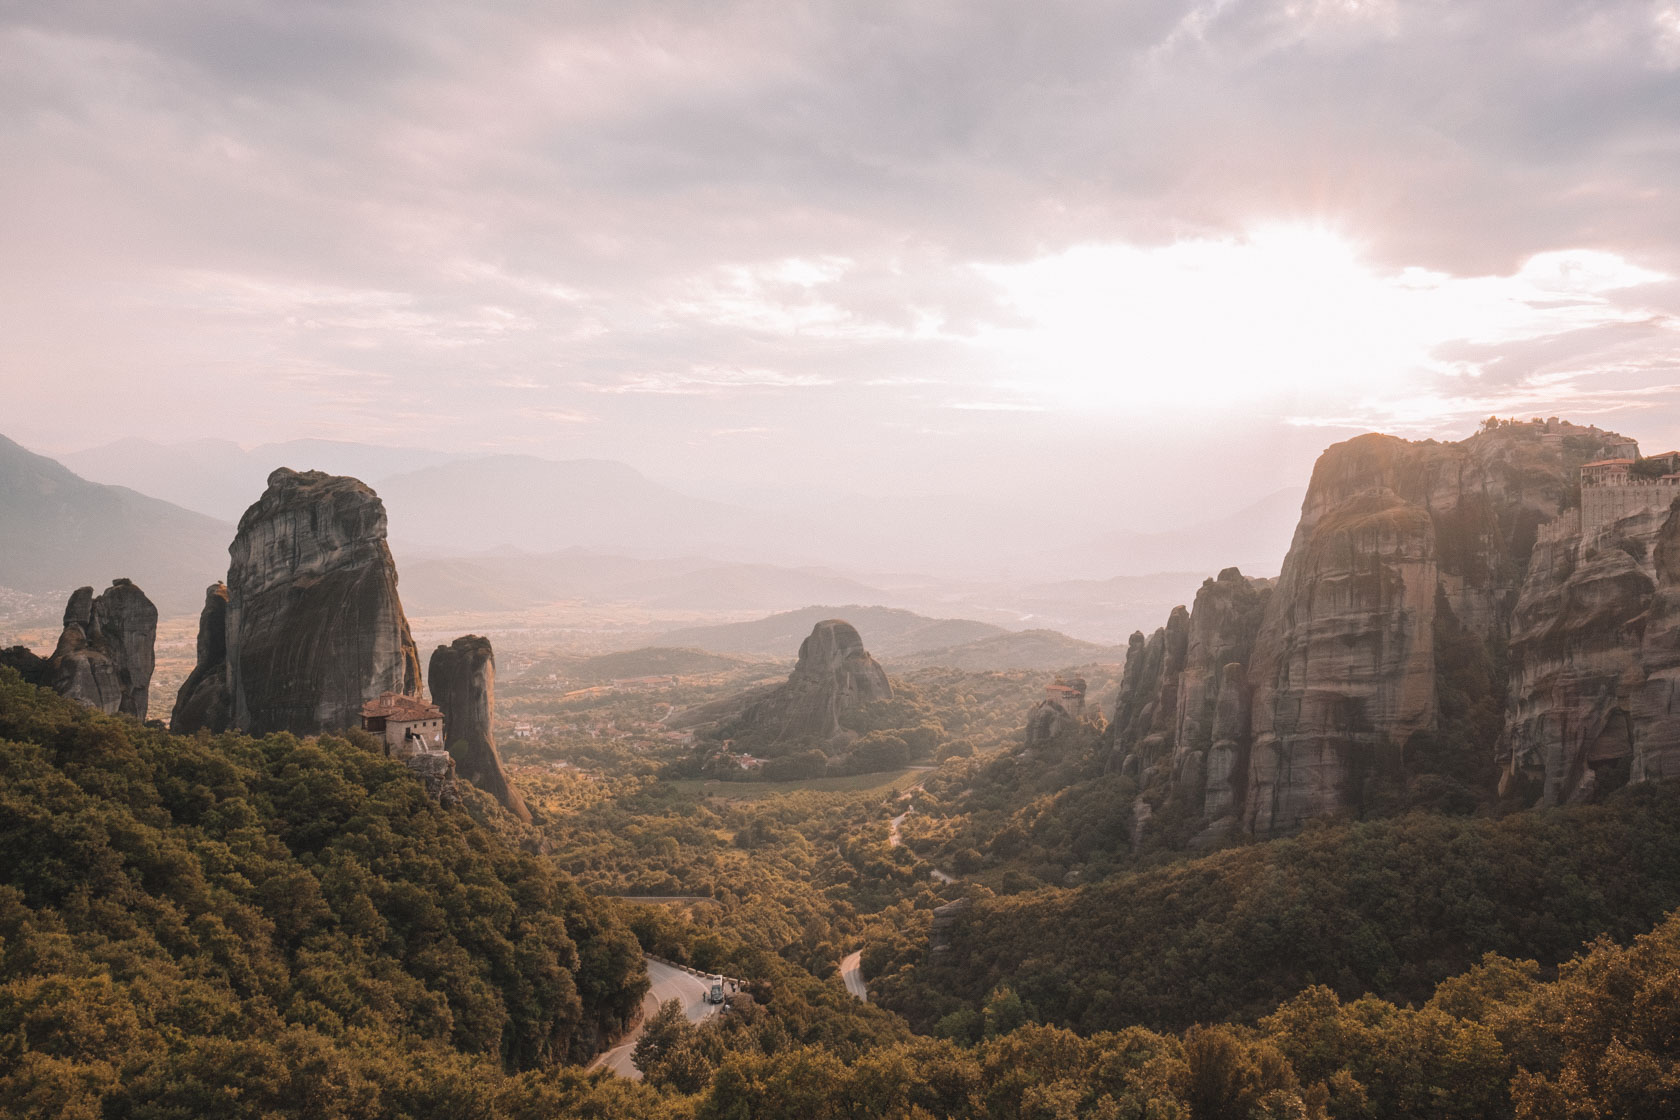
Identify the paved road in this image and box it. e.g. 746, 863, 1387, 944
608, 894, 722, 907
839, 949, 867, 1002
590, 958, 721, 1079
888, 775, 957, 883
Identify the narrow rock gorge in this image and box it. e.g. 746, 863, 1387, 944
1109, 419, 1680, 846
428, 635, 529, 821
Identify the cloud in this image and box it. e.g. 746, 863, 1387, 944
2, 0, 1679, 512
947, 401, 1049, 412
585, 365, 834, 395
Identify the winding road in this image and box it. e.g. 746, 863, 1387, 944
839, 950, 867, 1002
590, 958, 722, 1079
888, 771, 957, 884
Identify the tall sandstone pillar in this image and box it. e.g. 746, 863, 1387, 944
171, 468, 421, 736
429, 635, 529, 821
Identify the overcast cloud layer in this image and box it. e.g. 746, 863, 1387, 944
3, 0, 1679, 538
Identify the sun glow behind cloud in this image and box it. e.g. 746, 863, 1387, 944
975, 227, 1669, 417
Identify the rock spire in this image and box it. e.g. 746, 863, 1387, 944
428, 635, 529, 821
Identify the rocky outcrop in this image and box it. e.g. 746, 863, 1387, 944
928, 897, 973, 957
168, 468, 422, 737
1499, 498, 1680, 804
170, 583, 231, 734
727, 620, 892, 745
1109, 419, 1671, 845
428, 635, 529, 821
1108, 570, 1269, 837
1635, 504, 1680, 781
1243, 424, 1623, 834
402, 747, 461, 807
47, 580, 157, 718
1025, 678, 1087, 746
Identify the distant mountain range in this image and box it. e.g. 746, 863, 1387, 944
54, 436, 1300, 584
7, 434, 1295, 656
59, 437, 457, 523
1034, 486, 1303, 581
0, 434, 231, 615
657, 605, 1008, 660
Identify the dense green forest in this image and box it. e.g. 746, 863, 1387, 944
868, 781, 1680, 1039
525, 769, 960, 974
0, 668, 648, 1115
9, 664, 1680, 1118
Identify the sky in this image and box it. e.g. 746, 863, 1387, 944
3, 0, 1680, 535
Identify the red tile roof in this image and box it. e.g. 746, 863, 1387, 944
360, 691, 443, 720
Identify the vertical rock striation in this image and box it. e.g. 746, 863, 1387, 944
1635, 501, 1680, 781
1499, 498, 1680, 804
169, 468, 421, 737
1109, 419, 1680, 847
170, 583, 232, 734
428, 635, 529, 821
731, 620, 892, 744
48, 579, 157, 718
1107, 570, 1269, 844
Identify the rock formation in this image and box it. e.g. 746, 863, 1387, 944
1635, 503, 1680, 782
169, 468, 422, 737
46, 580, 157, 718
403, 748, 461, 806
1109, 419, 1680, 846
1108, 570, 1269, 841
928, 897, 972, 957
1500, 497, 1680, 804
170, 583, 232, 734
1025, 677, 1087, 745
428, 635, 529, 821
729, 620, 892, 744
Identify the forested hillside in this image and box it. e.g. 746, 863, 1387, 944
868, 781, 1680, 1040
0, 669, 648, 1115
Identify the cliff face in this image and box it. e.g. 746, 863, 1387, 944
1112, 420, 1666, 846
732, 620, 892, 744
169, 469, 422, 737
1108, 569, 1269, 844
170, 583, 231, 734
1242, 429, 1594, 834
1636, 505, 1680, 780
428, 635, 529, 821
48, 580, 157, 719
1499, 499, 1680, 804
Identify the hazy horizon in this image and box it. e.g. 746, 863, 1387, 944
5, 1, 1680, 564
